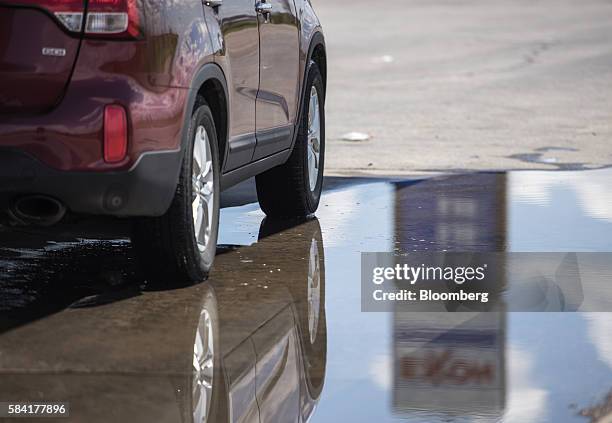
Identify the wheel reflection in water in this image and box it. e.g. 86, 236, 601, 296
192, 309, 214, 423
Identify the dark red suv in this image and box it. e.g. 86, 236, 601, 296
0, 0, 326, 282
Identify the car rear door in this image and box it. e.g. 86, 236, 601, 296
0, 1, 84, 114
253, 0, 300, 160
211, 0, 260, 171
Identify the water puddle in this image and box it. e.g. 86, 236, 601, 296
0, 168, 611, 422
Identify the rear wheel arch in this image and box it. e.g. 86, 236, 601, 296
196, 79, 228, 167
184, 64, 229, 170
309, 38, 327, 96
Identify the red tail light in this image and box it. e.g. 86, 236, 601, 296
9, 0, 140, 38
104, 105, 128, 164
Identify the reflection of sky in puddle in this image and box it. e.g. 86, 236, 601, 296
308, 168, 612, 422
316, 183, 395, 421
509, 168, 612, 252
506, 170, 612, 423
219, 203, 264, 246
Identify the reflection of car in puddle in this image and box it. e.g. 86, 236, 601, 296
0, 218, 326, 423
194, 217, 327, 423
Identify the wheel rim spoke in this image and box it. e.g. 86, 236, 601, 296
192, 125, 214, 252
307, 86, 321, 192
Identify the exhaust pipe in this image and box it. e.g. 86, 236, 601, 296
9, 195, 67, 227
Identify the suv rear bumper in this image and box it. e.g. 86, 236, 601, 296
0, 148, 182, 217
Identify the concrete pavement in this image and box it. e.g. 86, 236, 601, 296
316, 0, 612, 175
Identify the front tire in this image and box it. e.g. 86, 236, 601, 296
256, 62, 325, 218
132, 101, 220, 285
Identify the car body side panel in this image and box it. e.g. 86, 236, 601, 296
218, 7, 325, 188
250, 0, 300, 161
255, 0, 300, 131
204, 2, 259, 171
142, 0, 214, 89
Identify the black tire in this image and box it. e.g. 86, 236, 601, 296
132, 100, 220, 285
256, 62, 325, 218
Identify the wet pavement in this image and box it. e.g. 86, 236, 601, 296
1, 168, 612, 422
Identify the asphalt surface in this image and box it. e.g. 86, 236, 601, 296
317, 0, 612, 175
1, 168, 612, 422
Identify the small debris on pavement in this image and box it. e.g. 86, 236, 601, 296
341, 132, 370, 142
372, 55, 395, 64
